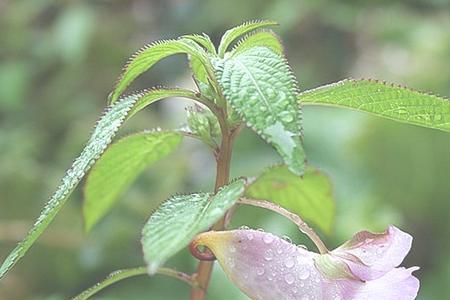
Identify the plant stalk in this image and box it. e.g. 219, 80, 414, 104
189, 110, 234, 300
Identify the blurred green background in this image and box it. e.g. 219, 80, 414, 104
1, 0, 449, 299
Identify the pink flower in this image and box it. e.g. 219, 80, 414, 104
192, 226, 419, 300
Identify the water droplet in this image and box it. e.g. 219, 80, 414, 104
281, 114, 294, 123
263, 234, 274, 244
284, 257, 295, 268
282, 235, 292, 243
298, 267, 310, 280
257, 228, 265, 232
239, 225, 250, 230
278, 91, 287, 101
228, 258, 235, 268
229, 245, 236, 253
256, 268, 265, 275
266, 87, 275, 97
264, 249, 274, 261
284, 273, 295, 284
246, 233, 254, 240
298, 244, 308, 250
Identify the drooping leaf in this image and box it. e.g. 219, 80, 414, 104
218, 20, 278, 57
141, 179, 245, 274
0, 88, 196, 280
83, 131, 182, 232
300, 79, 450, 132
109, 39, 209, 104
213, 46, 305, 175
246, 165, 334, 234
231, 30, 284, 56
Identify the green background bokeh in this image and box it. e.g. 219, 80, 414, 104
0, 0, 449, 299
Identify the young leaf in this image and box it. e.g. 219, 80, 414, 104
213, 46, 305, 175
141, 179, 245, 274
181, 33, 216, 55
300, 79, 450, 132
245, 166, 334, 234
218, 20, 278, 57
83, 131, 182, 232
109, 39, 209, 104
0, 88, 196, 280
231, 30, 284, 56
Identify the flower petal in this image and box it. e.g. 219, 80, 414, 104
192, 229, 419, 300
339, 267, 420, 300
192, 230, 339, 299
333, 225, 413, 280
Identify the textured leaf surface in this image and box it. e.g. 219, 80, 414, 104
83, 131, 182, 231
109, 39, 207, 104
141, 179, 245, 274
232, 30, 283, 56
300, 79, 450, 132
0, 88, 195, 280
218, 20, 277, 57
213, 47, 305, 175
246, 166, 334, 234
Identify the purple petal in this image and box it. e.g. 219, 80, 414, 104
192, 229, 420, 300
339, 267, 420, 300
192, 230, 339, 299
333, 225, 413, 280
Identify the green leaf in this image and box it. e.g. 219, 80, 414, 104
141, 179, 245, 274
83, 131, 182, 232
0, 88, 196, 280
300, 79, 450, 132
186, 106, 220, 148
245, 165, 334, 234
109, 39, 209, 104
182, 33, 216, 55
213, 46, 305, 175
231, 30, 284, 56
218, 20, 278, 57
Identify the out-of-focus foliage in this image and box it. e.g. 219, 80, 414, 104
0, 0, 448, 299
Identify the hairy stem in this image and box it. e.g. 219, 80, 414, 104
238, 197, 329, 254
189, 109, 234, 300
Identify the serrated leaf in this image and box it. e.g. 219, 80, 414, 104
231, 30, 284, 56
0, 88, 196, 280
246, 165, 334, 234
109, 39, 209, 104
83, 131, 182, 232
218, 20, 278, 57
182, 33, 216, 54
300, 79, 450, 132
213, 46, 305, 175
141, 179, 245, 274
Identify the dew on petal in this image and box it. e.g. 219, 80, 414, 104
284, 273, 295, 284
263, 234, 274, 244
284, 256, 295, 268
264, 249, 274, 261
